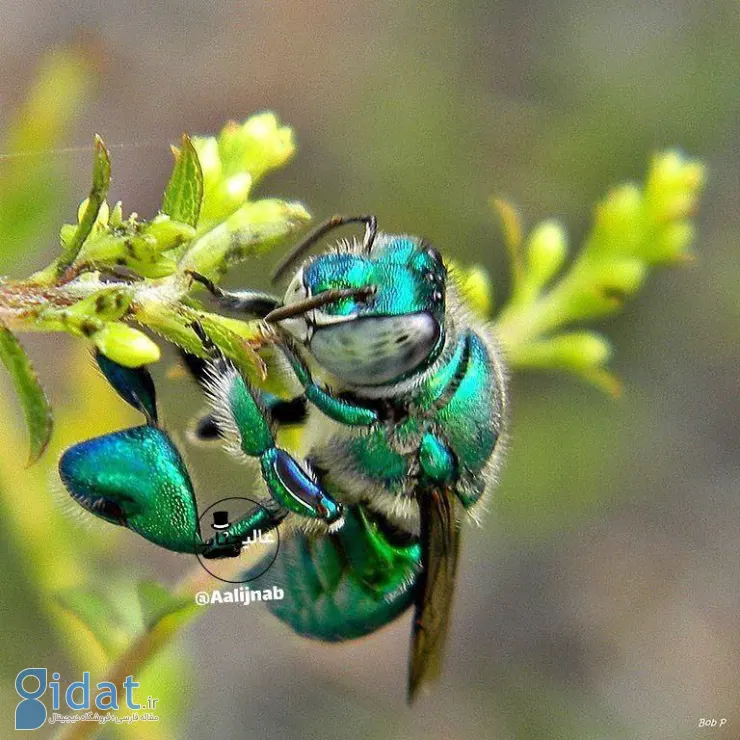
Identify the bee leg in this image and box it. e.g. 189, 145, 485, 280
189, 321, 344, 527
279, 343, 379, 427
188, 393, 308, 445
60, 425, 203, 554
418, 433, 457, 484
60, 422, 285, 559
204, 357, 344, 529
179, 347, 308, 444
199, 503, 286, 559
186, 270, 281, 318
94, 350, 158, 423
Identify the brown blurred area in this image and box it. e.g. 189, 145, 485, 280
0, 2, 739, 738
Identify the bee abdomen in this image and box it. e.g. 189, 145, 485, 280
245, 505, 421, 641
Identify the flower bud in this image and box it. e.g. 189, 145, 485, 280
526, 219, 567, 289
67, 288, 132, 322
143, 215, 196, 252
77, 197, 109, 228
652, 222, 695, 263
458, 265, 493, 317
591, 185, 642, 257
240, 112, 295, 182
595, 258, 647, 298
92, 323, 160, 367
525, 332, 612, 371
646, 152, 705, 221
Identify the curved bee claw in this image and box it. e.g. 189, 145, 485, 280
200, 532, 243, 559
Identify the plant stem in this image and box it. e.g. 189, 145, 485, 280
0, 280, 87, 329
54, 551, 263, 740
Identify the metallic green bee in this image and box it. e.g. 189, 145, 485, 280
59, 216, 508, 701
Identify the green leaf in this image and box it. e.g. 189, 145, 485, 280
56, 135, 111, 275
0, 321, 52, 465
137, 580, 195, 630
162, 134, 204, 228
56, 586, 128, 656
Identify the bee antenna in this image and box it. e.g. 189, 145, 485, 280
264, 285, 376, 323
271, 214, 378, 284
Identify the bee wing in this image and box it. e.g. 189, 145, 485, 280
407, 485, 462, 703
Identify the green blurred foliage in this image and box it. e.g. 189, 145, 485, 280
0, 48, 95, 274
0, 50, 193, 740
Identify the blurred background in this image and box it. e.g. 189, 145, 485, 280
0, 1, 738, 738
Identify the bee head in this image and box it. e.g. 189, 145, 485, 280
272, 234, 447, 387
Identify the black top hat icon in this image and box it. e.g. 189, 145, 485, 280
212, 511, 230, 530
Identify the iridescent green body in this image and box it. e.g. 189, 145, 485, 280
257, 322, 504, 641
323, 330, 501, 511
58, 219, 508, 701
259, 506, 420, 641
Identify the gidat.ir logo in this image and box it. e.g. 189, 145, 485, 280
15, 668, 47, 731
15, 669, 156, 731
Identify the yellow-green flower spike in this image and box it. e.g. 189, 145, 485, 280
494, 150, 704, 393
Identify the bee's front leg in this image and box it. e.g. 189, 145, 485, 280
278, 342, 379, 427
186, 270, 281, 318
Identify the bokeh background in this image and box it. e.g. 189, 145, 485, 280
1, 2, 739, 739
